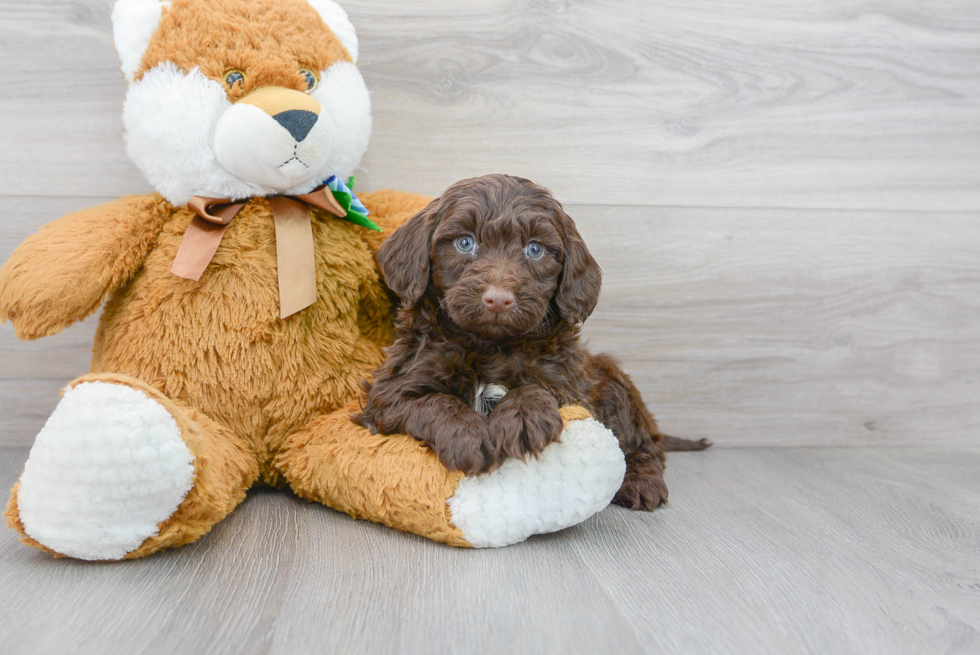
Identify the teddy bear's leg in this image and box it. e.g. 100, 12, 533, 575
276, 403, 626, 547
5, 373, 259, 560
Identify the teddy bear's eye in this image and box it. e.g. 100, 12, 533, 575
224, 69, 245, 89
299, 68, 318, 92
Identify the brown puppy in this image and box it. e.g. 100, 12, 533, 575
355, 174, 709, 510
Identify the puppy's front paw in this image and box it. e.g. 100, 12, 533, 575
488, 386, 563, 461
430, 415, 497, 475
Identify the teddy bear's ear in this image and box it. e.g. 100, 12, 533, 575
111, 0, 169, 82
307, 0, 359, 64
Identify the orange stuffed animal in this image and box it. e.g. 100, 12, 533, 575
0, 0, 625, 560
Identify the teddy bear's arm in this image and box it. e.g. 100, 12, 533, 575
0, 194, 171, 340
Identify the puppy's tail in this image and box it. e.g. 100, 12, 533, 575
659, 434, 713, 452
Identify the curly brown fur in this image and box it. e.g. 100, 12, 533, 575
355, 174, 709, 507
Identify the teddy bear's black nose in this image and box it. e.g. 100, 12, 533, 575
273, 109, 318, 142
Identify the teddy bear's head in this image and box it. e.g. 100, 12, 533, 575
112, 0, 370, 205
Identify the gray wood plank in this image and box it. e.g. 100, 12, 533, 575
576, 205, 980, 448
0, 1, 150, 197
0, 0, 977, 209
1, 446, 977, 655
2, 196, 978, 448
571, 447, 980, 655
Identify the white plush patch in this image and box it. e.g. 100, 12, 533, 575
307, 0, 359, 63
123, 63, 248, 205
123, 61, 372, 205
448, 417, 626, 548
307, 61, 372, 185
112, 0, 170, 82
214, 100, 333, 191
17, 382, 195, 561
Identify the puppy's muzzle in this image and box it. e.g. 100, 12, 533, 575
482, 286, 515, 314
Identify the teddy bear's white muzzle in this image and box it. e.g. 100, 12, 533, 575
214, 95, 334, 192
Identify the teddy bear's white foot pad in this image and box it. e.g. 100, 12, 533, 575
17, 381, 195, 560
447, 417, 626, 548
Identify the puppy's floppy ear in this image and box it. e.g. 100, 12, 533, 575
377, 199, 442, 305
555, 211, 602, 323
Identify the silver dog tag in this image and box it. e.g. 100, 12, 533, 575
473, 382, 508, 415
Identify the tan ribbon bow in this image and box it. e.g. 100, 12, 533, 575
171, 186, 347, 319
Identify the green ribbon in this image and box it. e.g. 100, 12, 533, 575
326, 175, 381, 232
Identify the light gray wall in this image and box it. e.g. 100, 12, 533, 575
1, 0, 978, 446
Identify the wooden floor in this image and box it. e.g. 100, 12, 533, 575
1, 1, 979, 653
1, 445, 977, 655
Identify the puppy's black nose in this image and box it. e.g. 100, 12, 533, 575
273, 109, 318, 142
483, 287, 515, 314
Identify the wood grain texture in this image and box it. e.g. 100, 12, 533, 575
3, 196, 977, 447
576, 205, 980, 448
0, 0, 977, 209
1, 445, 977, 655
1, 3, 977, 653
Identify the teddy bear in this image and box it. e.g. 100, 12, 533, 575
0, 0, 626, 560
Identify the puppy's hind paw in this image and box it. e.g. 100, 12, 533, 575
613, 468, 669, 511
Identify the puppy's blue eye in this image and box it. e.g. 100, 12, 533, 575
455, 235, 476, 253
525, 241, 544, 259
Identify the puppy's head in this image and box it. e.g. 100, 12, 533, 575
378, 174, 602, 339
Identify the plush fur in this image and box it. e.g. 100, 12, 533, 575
356, 175, 711, 507
112, 0, 170, 82
122, 0, 370, 204
446, 406, 626, 548
2, 189, 433, 558
16, 380, 195, 560
1, 0, 630, 560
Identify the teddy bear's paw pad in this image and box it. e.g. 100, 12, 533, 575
17, 381, 195, 561
447, 417, 626, 548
